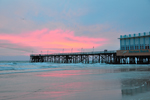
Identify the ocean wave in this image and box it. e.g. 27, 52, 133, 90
0, 62, 58, 72
0, 61, 150, 74
0, 67, 15, 71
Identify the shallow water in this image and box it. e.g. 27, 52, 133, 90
0, 61, 150, 100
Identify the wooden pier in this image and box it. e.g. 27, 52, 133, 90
30, 50, 117, 64
30, 49, 150, 64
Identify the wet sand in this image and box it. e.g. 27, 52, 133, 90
1, 65, 150, 100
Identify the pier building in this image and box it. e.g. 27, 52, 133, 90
119, 32, 150, 50
117, 32, 150, 64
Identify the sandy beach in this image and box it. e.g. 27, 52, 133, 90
0, 63, 150, 100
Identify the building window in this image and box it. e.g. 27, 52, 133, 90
130, 46, 132, 50
121, 46, 125, 50
128, 46, 129, 50
145, 44, 149, 49
130, 46, 134, 50
126, 46, 129, 50
140, 44, 144, 49
135, 45, 138, 50
142, 45, 144, 49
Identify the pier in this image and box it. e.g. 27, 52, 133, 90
30, 49, 150, 64
30, 50, 117, 64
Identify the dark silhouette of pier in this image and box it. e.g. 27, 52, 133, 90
30, 50, 150, 64
30, 50, 117, 63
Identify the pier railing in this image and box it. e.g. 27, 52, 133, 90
30, 50, 116, 56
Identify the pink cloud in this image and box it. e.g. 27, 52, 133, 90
0, 28, 108, 54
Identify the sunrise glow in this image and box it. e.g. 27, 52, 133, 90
0, 28, 108, 54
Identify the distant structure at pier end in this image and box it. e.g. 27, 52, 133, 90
117, 32, 150, 64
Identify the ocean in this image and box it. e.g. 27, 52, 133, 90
0, 61, 150, 100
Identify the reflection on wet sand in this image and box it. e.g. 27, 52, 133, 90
121, 79, 150, 96
117, 67, 150, 98
112, 67, 150, 73
118, 68, 150, 72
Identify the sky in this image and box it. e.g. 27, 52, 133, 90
0, 0, 150, 61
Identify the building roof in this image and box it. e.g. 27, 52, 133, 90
118, 32, 150, 39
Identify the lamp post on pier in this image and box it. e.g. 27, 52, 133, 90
81, 48, 83, 53
71, 48, 73, 53
93, 46, 94, 52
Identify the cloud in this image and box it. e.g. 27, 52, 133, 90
0, 28, 108, 54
